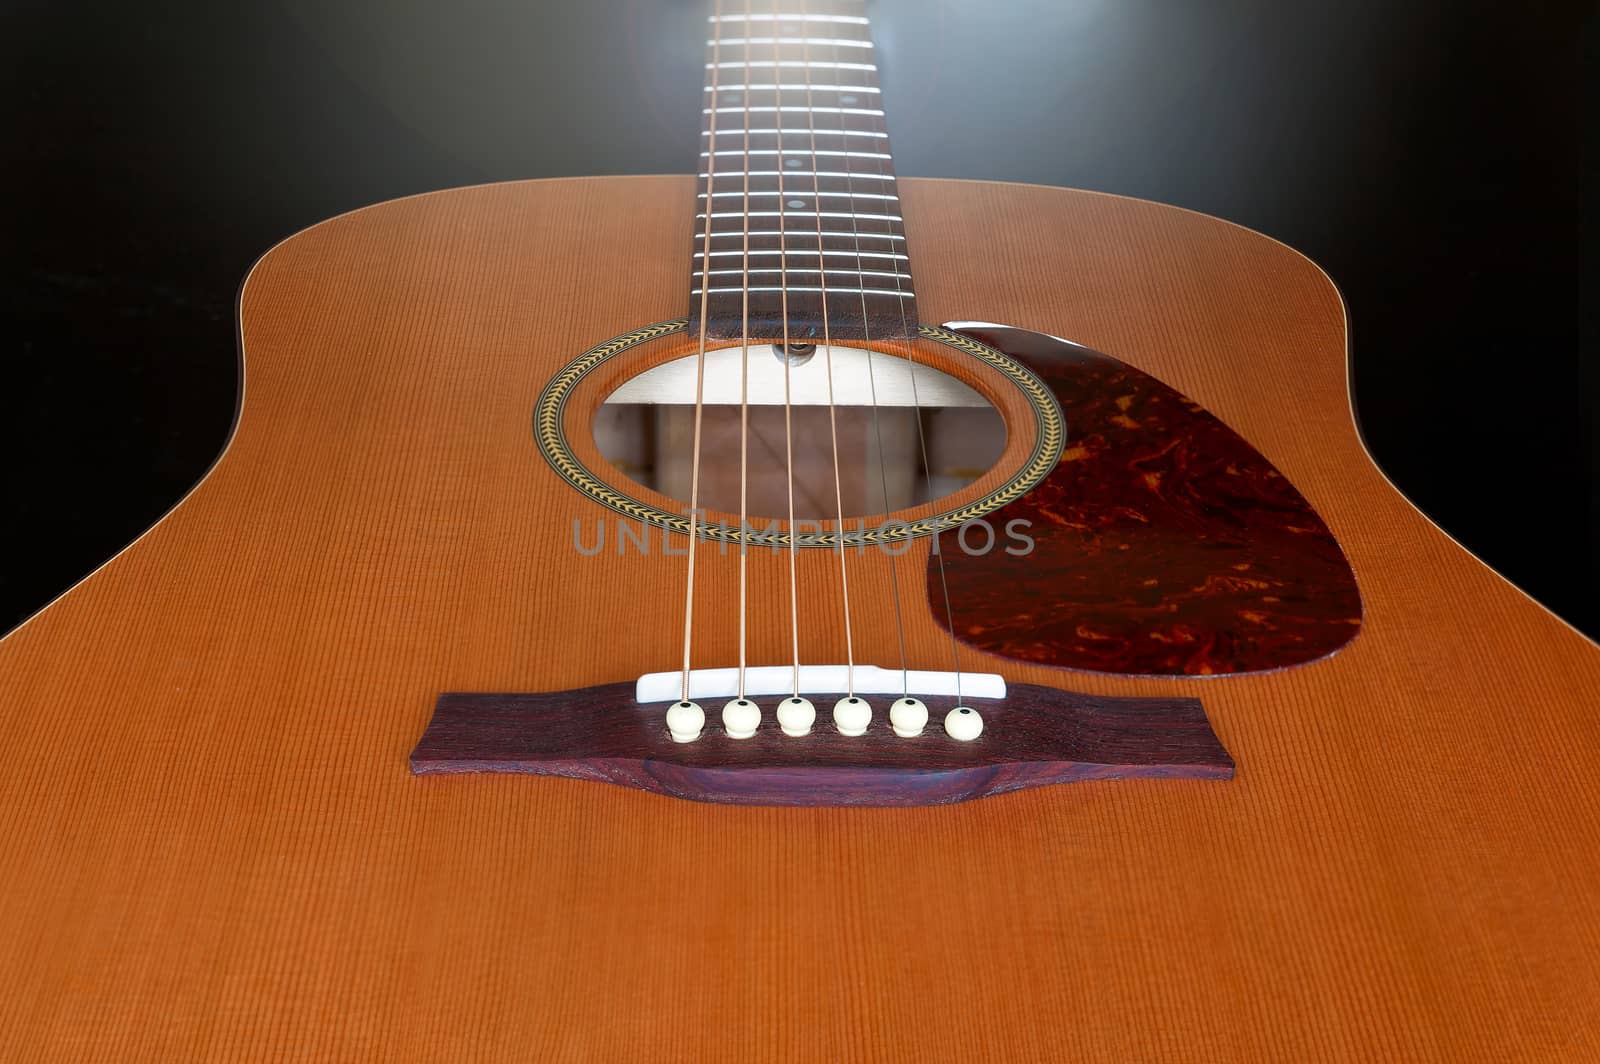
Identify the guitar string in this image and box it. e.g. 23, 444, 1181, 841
798, 4, 857, 700
771, 0, 801, 701
736, 0, 754, 702
897, 303, 967, 706
680, 0, 726, 705
810, 1, 910, 700
859, 20, 966, 706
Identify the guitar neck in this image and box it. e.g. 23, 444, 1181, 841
690, 0, 918, 342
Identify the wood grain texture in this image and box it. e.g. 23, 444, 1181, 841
410, 683, 1233, 804
933, 323, 1362, 676
1, 175, 1598, 1061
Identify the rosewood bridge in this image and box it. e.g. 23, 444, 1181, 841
409, 666, 1234, 807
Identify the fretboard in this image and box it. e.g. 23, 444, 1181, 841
689, 0, 917, 342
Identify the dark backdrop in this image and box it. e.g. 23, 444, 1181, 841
5, 0, 1595, 638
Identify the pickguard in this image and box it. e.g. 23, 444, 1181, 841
933, 322, 1362, 676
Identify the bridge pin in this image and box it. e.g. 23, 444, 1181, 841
833, 697, 872, 737
721, 698, 761, 740
776, 697, 816, 737
889, 697, 929, 738
665, 700, 705, 743
944, 706, 984, 742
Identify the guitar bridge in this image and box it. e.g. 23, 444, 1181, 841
409, 679, 1233, 807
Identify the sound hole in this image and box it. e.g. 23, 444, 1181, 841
594, 345, 1005, 520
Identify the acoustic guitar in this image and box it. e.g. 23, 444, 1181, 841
4, 1, 1596, 1059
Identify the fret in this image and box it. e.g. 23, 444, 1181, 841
698, 212, 904, 224
701, 150, 894, 160
705, 230, 906, 241
696, 271, 916, 283
708, 95, 882, 113
706, 60, 878, 71
709, 99, 885, 113
707, 81, 882, 95
704, 106, 886, 116
708, 84, 881, 93
699, 171, 895, 181
708, 13, 870, 24
702, 191, 900, 202
703, 128, 889, 138
701, 171, 892, 181
695, 250, 910, 261
692, 3, 916, 340
759, 213, 910, 226
708, 37, 874, 48
709, 93, 880, 110
691, 265, 908, 281
693, 287, 915, 297
698, 264, 911, 272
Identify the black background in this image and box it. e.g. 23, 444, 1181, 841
5, 0, 1595, 638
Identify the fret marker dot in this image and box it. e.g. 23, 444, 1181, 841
841, 94, 859, 105
785, 158, 802, 167
787, 198, 806, 208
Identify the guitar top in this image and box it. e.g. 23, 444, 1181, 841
2, 1, 1596, 1059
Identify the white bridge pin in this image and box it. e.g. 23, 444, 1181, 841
665, 700, 705, 743
776, 696, 816, 737
889, 697, 929, 738
722, 698, 761, 740
944, 706, 984, 742
833, 696, 871, 737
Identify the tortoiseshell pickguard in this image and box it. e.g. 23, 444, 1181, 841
931, 323, 1361, 677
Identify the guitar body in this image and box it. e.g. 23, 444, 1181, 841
2, 175, 1596, 1059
